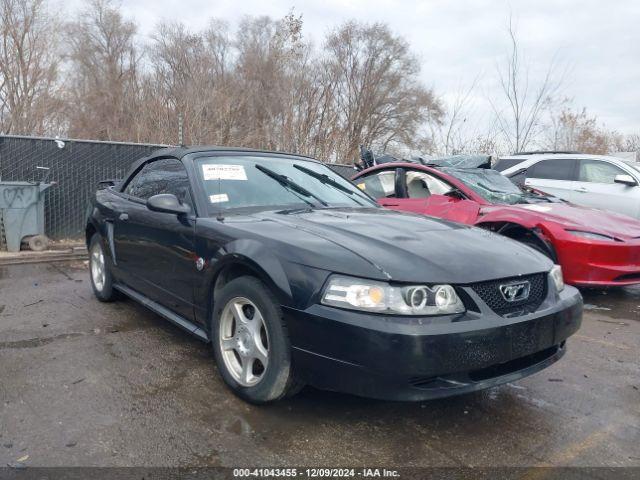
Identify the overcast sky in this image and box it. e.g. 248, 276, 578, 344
62, 0, 640, 135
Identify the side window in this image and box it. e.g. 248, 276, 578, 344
161, 161, 193, 207
124, 159, 192, 206
356, 170, 397, 199
509, 169, 527, 185
527, 159, 577, 181
123, 167, 147, 197
577, 160, 626, 184
405, 170, 453, 198
494, 158, 527, 172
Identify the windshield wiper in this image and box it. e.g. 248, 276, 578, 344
523, 192, 552, 203
518, 185, 553, 203
477, 182, 509, 194
255, 164, 328, 207
293, 164, 368, 206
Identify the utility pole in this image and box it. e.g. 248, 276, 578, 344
178, 113, 184, 147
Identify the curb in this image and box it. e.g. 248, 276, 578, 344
0, 247, 88, 266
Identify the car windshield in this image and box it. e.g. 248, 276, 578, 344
441, 167, 549, 205
195, 155, 377, 214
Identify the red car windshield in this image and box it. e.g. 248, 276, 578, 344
441, 168, 549, 205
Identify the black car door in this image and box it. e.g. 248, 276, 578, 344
114, 158, 197, 321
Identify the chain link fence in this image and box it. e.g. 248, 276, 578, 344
0, 135, 357, 242
0, 135, 166, 240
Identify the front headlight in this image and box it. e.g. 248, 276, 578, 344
549, 265, 564, 292
321, 275, 465, 315
566, 230, 617, 242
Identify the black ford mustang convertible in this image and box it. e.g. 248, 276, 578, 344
85, 147, 582, 403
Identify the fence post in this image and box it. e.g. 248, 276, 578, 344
178, 113, 184, 147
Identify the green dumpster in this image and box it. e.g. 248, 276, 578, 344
0, 181, 54, 252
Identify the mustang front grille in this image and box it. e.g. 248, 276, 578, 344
470, 273, 547, 317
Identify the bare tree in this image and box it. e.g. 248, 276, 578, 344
323, 22, 442, 162
622, 134, 640, 156
282, 52, 339, 159
233, 14, 315, 150
145, 19, 235, 145
432, 76, 486, 154
0, 0, 62, 135
257, 11, 338, 158
64, 0, 141, 141
0, 2, 446, 159
143, 12, 335, 152
491, 16, 563, 153
545, 105, 622, 154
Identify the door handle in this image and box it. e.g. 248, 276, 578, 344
576, 188, 587, 193
118, 212, 129, 221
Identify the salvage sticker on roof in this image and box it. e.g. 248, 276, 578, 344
202, 164, 247, 181
209, 193, 229, 203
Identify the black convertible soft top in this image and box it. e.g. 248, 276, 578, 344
111, 146, 321, 192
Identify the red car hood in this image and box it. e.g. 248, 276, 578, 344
481, 202, 640, 240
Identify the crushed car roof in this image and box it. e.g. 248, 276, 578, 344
425, 154, 492, 169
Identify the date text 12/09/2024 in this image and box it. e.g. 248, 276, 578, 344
233, 468, 400, 478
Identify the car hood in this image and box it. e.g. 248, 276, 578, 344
247, 208, 552, 284
483, 203, 640, 240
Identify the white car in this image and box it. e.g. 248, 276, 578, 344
496, 152, 640, 219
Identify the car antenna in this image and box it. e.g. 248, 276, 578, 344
216, 174, 224, 222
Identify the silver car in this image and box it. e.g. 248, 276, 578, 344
496, 152, 640, 219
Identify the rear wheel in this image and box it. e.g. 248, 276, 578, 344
89, 234, 118, 302
211, 276, 302, 403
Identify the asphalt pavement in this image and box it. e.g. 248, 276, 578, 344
0, 262, 638, 468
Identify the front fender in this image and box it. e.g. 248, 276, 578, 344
213, 238, 293, 301
85, 200, 118, 264
194, 237, 330, 328
476, 211, 560, 260
477, 209, 540, 230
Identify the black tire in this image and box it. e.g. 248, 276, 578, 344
88, 233, 119, 302
0, 210, 7, 251
210, 276, 302, 404
520, 236, 554, 260
27, 235, 49, 252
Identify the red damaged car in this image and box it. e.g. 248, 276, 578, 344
352, 162, 640, 287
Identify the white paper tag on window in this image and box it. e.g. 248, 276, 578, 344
202, 164, 247, 181
209, 193, 229, 203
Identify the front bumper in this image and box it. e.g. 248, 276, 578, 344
284, 283, 582, 401
555, 237, 640, 287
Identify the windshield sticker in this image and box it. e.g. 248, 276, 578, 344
209, 193, 229, 204
357, 182, 366, 190
202, 164, 247, 181
521, 204, 552, 213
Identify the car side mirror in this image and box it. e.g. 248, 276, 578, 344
147, 194, 191, 215
614, 174, 637, 186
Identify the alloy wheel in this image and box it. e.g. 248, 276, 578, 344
219, 297, 269, 387
90, 242, 106, 292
